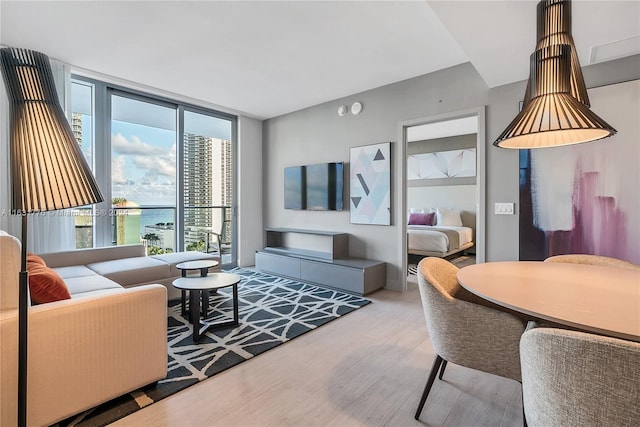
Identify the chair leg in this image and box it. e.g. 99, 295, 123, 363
438, 359, 448, 380
522, 386, 527, 427
415, 354, 444, 420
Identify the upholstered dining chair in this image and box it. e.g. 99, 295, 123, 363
520, 326, 640, 427
544, 254, 640, 270
414, 257, 527, 420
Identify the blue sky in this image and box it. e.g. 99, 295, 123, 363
111, 120, 176, 206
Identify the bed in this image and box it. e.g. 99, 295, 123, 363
407, 224, 474, 257
406, 208, 474, 258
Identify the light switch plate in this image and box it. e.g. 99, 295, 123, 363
495, 202, 515, 215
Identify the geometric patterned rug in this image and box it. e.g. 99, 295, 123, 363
56, 268, 370, 427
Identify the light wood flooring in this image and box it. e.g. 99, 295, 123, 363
112, 280, 523, 427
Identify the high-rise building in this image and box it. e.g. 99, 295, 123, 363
183, 133, 232, 250
71, 112, 83, 146
71, 112, 92, 248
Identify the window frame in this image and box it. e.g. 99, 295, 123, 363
71, 75, 238, 267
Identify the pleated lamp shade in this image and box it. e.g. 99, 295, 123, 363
0, 48, 103, 213
494, 44, 616, 149
523, 0, 589, 107
495, 0, 616, 149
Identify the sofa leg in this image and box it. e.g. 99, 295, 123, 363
142, 381, 159, 392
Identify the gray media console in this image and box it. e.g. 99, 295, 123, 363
255, 228, 386, 295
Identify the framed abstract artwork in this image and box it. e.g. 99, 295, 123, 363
350, 142, 391, 225
407, 148, 476, 180
519, 80, 639, 264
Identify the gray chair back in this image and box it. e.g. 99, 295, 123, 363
544, 254, 640, 270
417, 257, 525, 382
520, 327, 640, 427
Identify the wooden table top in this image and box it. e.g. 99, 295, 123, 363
457, 261, 640, 342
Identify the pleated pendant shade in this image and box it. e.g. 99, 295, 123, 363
495, 44, 616, 149
0, 47, 103, 213
494, 0, 616, 149
523, 0, 589, 106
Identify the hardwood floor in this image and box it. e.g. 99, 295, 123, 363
112, 281, 523, 427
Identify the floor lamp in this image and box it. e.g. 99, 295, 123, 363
0, 48, 103, 427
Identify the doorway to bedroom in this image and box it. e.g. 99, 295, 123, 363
400, 108, 486, 290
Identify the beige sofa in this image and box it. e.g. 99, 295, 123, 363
0, 231, 217, 426
39, 243, 221, 301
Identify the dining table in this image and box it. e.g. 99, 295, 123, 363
456, 261, 640, 342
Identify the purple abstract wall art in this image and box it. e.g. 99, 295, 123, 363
519, 80, 640, 264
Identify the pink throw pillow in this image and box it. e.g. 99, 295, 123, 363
408, 212, 435, 226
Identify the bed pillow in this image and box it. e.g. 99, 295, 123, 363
436, 208, 463, 227
407, 208, 434, 222
408, 212, 435, 226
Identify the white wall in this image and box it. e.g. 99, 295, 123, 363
237, 116, 263, 267
408, 185, 476, 213
408, 185, 476, 221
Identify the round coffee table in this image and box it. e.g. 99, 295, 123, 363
172, 272, 242, 342
176, 260, 220, 317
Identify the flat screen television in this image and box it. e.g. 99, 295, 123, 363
284, 162, 343, 210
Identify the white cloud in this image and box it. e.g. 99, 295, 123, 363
111, 139, 177, 204
112, 133, 164, 155
132, 143, 176, 179
112, 155, 127, 184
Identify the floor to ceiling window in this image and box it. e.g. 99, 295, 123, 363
183, 110, 234, 263
70, 76, 237, 267
110, 93, 177, 253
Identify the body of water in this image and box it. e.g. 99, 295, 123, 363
137, 208, 176, 233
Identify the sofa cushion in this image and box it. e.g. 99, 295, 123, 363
151, 252, 220, 277
63, 275, 123, 297
27, 264, 71, 304
54, 265, 100, 280
87, 257, 171, 287
39, 244, 146, 268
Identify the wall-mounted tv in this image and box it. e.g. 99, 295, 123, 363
284, 162, 344, 211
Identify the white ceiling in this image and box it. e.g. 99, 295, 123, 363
1, 1, 638, 120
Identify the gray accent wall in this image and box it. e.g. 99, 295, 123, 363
262, 56, 640, 291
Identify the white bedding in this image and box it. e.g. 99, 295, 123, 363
407, 225, 473, 253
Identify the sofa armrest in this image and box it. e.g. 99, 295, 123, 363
39, 244, 147, 268
1, 284, 167, 427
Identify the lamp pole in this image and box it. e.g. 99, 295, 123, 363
18, 214, 28, 427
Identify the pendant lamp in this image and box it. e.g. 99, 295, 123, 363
494, 0, 616, 149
